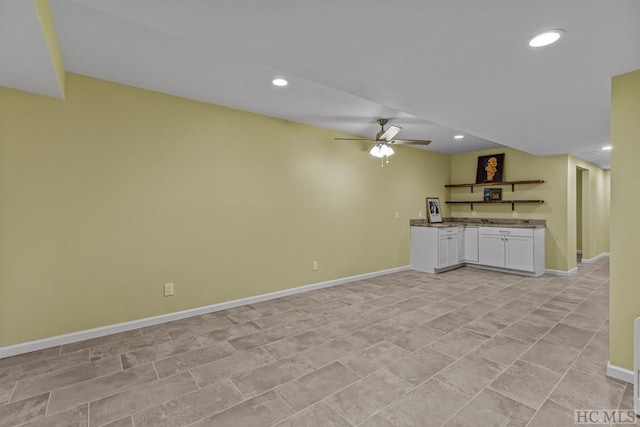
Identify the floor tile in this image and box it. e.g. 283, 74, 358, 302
543, 323, 594, 350
443, 388, 534, 426
47, 364, 157, 415
194, 322, 262, 347
378, 378, 468, 426
190, 347, 274, 388
133, 379, 243, 427
17, 404, 87, 427
341, 340, 409, 376
301, 335, 370, 367
264, 330, 327, 360
471, 335, 530, 366
560, 312, 606, 332
434, 353, 504, 397
276, 362, 360, 412
153, 342, 236, 378
520, 338, 581, 374
61, 331, 141, 354
0, 393, 49, 427
12, 356, 122, 402
120, 337, 201, 369
189, 390, 292, 427
0, 350, 89, 385
89, 333, 171, 362
0, 382, 15, 404
0, 348, 60, 371
89, 371, 197, 426
549, 367, 625, 410
526, 399, 578, 427
574, 342, 610, 378
274, 402, 351, 427
387, 324, 444, 352
425, 312, 473, 333
499, 319, 551, 344
103, 416, 133, 427
428, 329, 488, 359
231, 354, 315, 398
489, 360, 561, 409
387, 347, 455, 386
326, 369, 410, 425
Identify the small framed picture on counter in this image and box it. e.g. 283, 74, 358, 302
426, 197, 442, 223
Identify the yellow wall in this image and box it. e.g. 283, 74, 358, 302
610, 69, 640, 370
576, 169, 583, 252
568, 157, 610, 261
450, 148, 571, 271
0, 73, 451, 346
449, 149, 610, 272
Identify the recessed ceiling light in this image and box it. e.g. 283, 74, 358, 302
602, 145, 612, 151
271, 78, 288, 87
454, 135, 464, 140
529, 29, 565, 48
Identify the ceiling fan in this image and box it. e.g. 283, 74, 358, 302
334, 119, 431, 165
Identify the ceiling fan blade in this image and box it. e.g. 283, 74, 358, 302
334, 138, 375, 141
391, 139, 432, 146
378, 125, 402, 141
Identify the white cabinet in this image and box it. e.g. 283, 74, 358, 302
411, 224, 544, 276
410, 226, 461, 273
479, 234, 507, 267
505, 236, 535, 272
478, 227, 544, 275
438, 228, 459, 268
463, 226, 479, 263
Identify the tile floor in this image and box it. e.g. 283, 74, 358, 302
0, 258, 628, 427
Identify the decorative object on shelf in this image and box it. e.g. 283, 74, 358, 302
476, 153, 505, 183
426, 197, 442, 223
483, 188, 502, 201
445, 179, 543, 211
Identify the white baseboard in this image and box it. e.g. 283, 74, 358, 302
581, 252, 610, 264
545, 267, 578, 277
0, 265, 410, 359
607, 361, 634, 384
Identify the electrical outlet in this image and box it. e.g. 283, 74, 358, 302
395, 211, 400, 219
418, 210, 423, 218
164, 282, 174, 297
312, 261, 319, 271
512, 211, 518, 218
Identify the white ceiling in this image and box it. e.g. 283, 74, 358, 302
4, 1, 640, 168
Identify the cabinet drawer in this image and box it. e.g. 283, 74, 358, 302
479, 227, 534, 237
438, 227, 459, 236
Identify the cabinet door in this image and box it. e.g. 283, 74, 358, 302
478, 234, 505, 267
448, 235, 460, 266
438, 236, 451, 267
505, 236, 535, 272
464, 227, 479, 262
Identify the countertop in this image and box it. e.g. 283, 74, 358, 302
409, 217, 545, 229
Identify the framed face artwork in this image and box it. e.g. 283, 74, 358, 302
426, 197, 442, 223
476, 153, 505, 183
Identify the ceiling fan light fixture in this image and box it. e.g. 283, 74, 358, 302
369, 143, 394, 158
529, 29, 565, 47
271, 77, 288, 87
